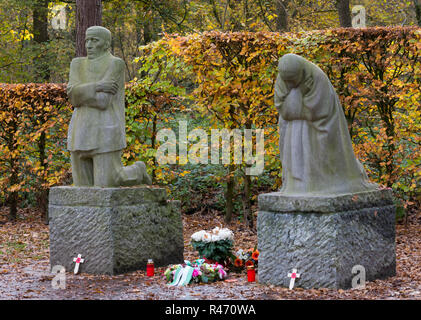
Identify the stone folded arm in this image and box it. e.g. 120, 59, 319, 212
68, 83, 112, 110
67, 59, 123, 110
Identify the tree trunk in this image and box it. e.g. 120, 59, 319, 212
224, 164, 235, 223
7, 118, 19, 221
336, 0, 352, 27
275, 0, 289, 32
151, 114, 158, 181
32, 0, 50, 81
243, 170, 253, 228
37, 130, 49, 224
8, 155, 18, 221
143, 20, 154, 45
242, 120, 253, 229
76, 0, 102, 57
415, 0, 421, 26
8, 191, 18, 222
8, 159, 18, 221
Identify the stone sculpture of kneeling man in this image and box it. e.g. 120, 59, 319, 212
67, 26, 151, 187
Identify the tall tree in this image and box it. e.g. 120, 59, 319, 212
32, 0, 51, 223
336, 0, 351, 27
415, 0, 421, 26
32, 0, 50, 81
275, 0, 289, 31
76, 0, 102, 57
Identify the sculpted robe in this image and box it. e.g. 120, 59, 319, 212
67, 52, 126, 154
275, 55, 377, 195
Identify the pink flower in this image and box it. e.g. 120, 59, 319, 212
192, 268, 201, 277
218, 268, 227, 279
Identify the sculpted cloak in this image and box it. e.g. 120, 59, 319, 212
275, 54, 377, 195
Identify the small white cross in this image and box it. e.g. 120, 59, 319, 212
73, 254, 84, 274
287, 268, 300, 290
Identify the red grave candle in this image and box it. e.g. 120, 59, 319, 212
146, 259, 154, 277
247, 265, 255, 282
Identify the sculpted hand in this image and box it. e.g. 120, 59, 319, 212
303, 76, 313, 94
96, 81, 119, 95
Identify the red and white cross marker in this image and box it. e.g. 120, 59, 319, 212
73, 254, 84, 274
287, 268, 300, 290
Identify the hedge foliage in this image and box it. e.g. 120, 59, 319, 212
0, 83, 71, 219
142, 26, 420, 214
160, 27, 421, 205
0, 82, 182, 219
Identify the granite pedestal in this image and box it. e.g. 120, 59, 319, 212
49, 186, 184, 275
257, 189, 396, 289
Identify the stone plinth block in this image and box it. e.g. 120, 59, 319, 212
49, 186, 184, 275
257, 189, 396, 289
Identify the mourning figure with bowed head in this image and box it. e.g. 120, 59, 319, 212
67, 26, 151, 187
274, 53, 378, 195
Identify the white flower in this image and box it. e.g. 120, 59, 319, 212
211, 234, 220, 242
202, 232, 212, 242
191, 227, 234, 243
236, 249, 247, 260
218, 228, 234, 241
191, 230, 208, 242
212, 227, 220, 234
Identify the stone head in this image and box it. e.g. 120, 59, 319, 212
278, 54, 304, 89
85, 26, 111, 59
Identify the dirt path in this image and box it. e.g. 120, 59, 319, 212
1, 208, 420, 300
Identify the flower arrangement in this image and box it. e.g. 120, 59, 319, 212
190, 227, 235, 265
164, 259, 228, 285
231, 247, 259, 272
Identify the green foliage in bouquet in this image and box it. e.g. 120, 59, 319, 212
191, 239, 235, 264
190, 227, 236, 265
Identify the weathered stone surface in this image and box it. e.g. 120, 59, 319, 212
257, 190, 396, 289
49, 186, 183, 275
258, 188, 394, 213
49, 186, 167, 207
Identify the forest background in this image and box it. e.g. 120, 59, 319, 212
0, 0, 420, 227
